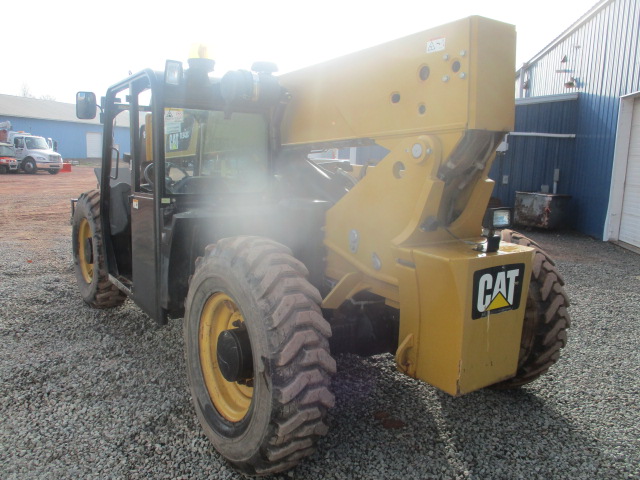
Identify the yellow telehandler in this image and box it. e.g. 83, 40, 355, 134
72, 16, 569, 475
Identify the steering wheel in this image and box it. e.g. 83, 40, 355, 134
143, 162, 189, 190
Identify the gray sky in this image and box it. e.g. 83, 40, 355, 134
3, 0, 594, 103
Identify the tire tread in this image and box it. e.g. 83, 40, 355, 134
492, 229, 570, 388
72, 190, 126, 309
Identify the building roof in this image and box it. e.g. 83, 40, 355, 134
516, 0, 613, 77
0, 94, 130, 127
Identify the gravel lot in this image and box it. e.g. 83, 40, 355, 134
1, 169, 639, 479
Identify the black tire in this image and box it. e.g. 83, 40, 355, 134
184, 236, 335, 476
48, 169, 59, 175
492, 229, 570, 388
23, 158, 36, 174
71, 190, 127, 308
0, 165, 7, 174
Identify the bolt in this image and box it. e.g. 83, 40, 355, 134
411, 143, 423, 159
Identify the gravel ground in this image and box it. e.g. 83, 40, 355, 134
1, 227, 639, 479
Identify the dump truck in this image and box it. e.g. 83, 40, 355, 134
71, 16, 570, 475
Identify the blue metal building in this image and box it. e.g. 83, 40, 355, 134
491, 94, 578, 210
0, 94, 130, 160
492, 0, 640, 248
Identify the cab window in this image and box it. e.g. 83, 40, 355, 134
162, 108, 269, 195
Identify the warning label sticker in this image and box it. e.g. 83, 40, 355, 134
472, 263, 524, 319
426, 37, 446, 54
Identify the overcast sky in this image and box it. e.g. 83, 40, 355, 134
3, 0, 595, 104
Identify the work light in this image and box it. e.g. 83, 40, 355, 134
483, 208, 512, 230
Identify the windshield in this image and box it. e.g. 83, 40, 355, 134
24, 136, 50, 150
0, 145, 14, 157
162, 108, 269, 195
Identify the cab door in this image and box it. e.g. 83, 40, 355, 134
128, 87, 165, 323
13, 137, 25, 161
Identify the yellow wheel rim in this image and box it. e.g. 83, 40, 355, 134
199, 292, 253, 422
78, 218, 94, 284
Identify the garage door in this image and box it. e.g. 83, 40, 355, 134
619, 98, 640, 247
86, 132, 102, 158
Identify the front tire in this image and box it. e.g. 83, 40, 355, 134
184, 237, 335, 475
23, 158, 36, 174
492, 230, 570, 388
48, 169, 59, 175
71, 190, 126, 308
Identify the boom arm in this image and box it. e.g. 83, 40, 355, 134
279, 17, 534, 395
279, 16, 516, 256
280, 16, 514, 145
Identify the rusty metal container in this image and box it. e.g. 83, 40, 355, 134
514, 192, 572, 229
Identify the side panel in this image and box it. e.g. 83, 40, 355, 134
130, 193, 158, 318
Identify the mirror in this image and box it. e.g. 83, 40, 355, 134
76, 92, 97, 119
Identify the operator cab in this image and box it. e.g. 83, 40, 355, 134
75, 53, 316, 323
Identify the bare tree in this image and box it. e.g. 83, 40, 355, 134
21, 83, 35, 98
19, 84, 56, 101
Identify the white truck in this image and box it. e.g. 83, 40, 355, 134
8, 131, 63, 174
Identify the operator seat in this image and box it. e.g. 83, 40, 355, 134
110, 182, 131, 235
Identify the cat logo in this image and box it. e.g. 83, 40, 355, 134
472, 263, 525, 319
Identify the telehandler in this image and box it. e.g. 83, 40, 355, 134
72, 16, 569, 475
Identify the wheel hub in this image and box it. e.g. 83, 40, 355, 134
217, 328, 254, 383
77, 218, 94, 283
84, 238, 94, 264
199, 292, 253, 422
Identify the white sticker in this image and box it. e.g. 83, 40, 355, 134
164, 122, 181, 134
426, 37, 446, 53
132, 199, 139, 210
164, 108, 184, 122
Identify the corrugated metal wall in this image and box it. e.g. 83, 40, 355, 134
515, 0, 640, 238
2, 116, 130, 160
490, 97, 578, 224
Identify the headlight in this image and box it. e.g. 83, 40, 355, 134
35, 156, 46, 161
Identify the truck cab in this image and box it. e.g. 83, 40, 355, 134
9, 132, 63, 174
0, 142, 18, 173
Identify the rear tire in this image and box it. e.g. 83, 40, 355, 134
71, 190, 126, 308
184, 236, 335, 475
23, 158, 36, 174
491, 229, 570, 388
0, 165, 7, 174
